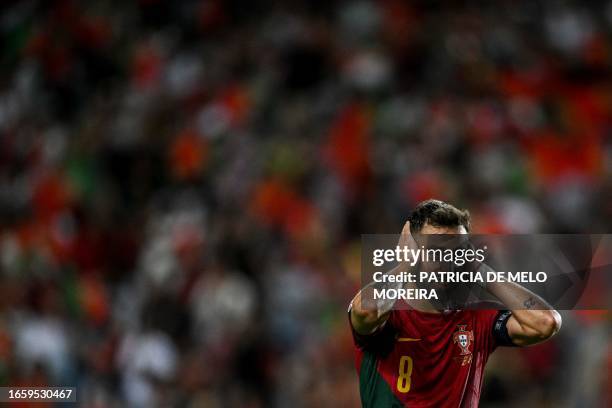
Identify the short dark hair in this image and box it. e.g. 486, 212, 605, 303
408, 199, 470, 233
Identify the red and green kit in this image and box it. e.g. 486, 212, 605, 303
350, 308, 514, 408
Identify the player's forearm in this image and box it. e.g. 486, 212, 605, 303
350, 260, 414, 334
485, 280, 562, 342
351, 258, 440, 335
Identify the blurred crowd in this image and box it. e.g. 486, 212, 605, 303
0, 0, 610, 407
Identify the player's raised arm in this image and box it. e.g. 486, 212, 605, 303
350, 221, 418, 335
483, 278, 562, 346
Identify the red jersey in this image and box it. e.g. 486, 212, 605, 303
351, 308, 505, 408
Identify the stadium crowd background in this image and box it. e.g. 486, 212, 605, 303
0, 0, 610, 406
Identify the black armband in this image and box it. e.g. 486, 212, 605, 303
492, 310, 517, 347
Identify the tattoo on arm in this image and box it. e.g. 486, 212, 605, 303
523, 297, 536, 309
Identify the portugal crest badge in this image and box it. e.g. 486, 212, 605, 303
453, 325, 474, 365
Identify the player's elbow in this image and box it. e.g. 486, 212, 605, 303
350, 292, 387, 335
533, 310, 562, 340
351, 299, 378, 326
